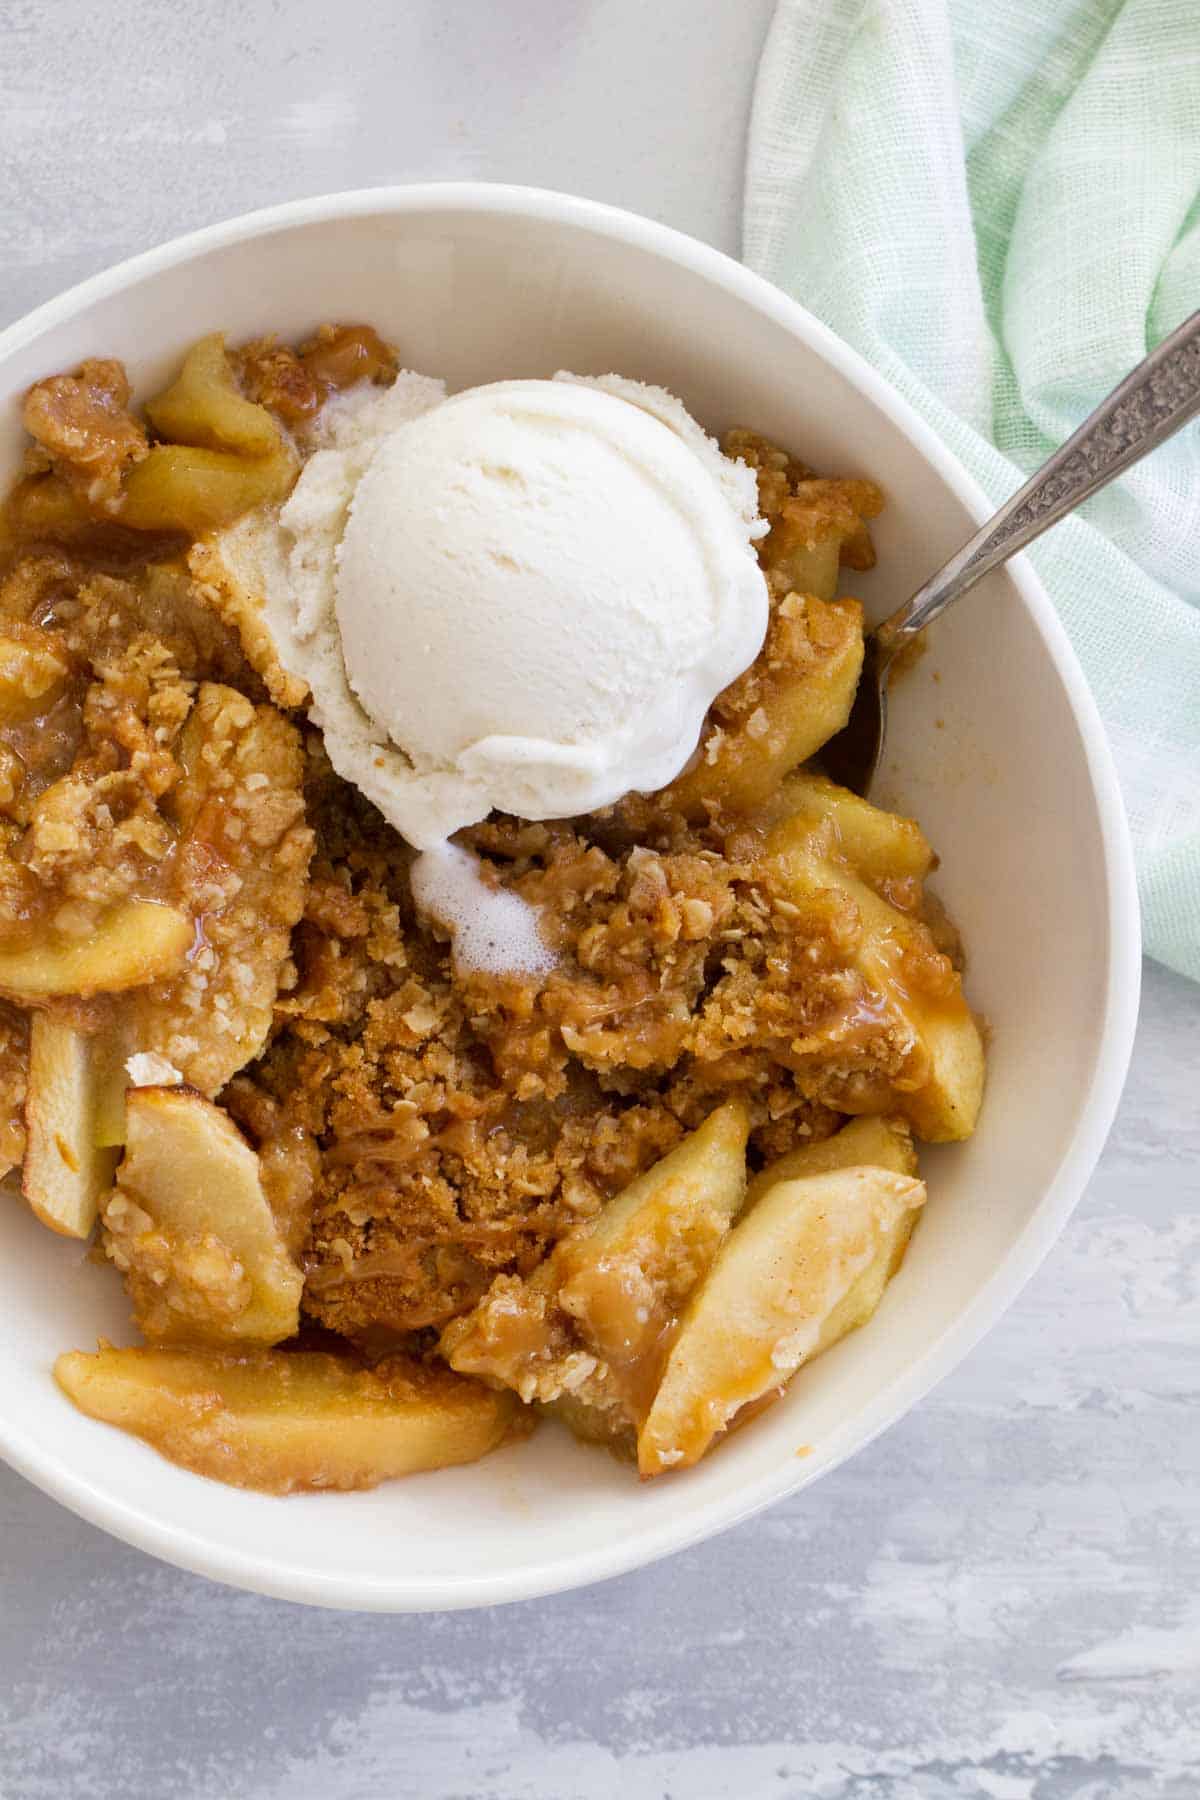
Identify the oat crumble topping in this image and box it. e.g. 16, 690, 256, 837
2, 327, 982, 1490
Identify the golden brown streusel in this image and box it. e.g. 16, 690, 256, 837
21, 359, 149, 512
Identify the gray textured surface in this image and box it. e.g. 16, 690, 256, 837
1, 4, 1197, 1797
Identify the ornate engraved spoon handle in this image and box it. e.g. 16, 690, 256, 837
878, 309, 1200, 655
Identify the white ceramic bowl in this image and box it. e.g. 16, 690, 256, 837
0, 185, 1139, 1611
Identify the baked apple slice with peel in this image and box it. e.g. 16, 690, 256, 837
22, 1012, 117, 1238
441, 1099, 750, 1442
54, 1345, 529, 1494
638, 1161, 926, 1476
101, 1085, 302, 1346
0, 899, 191, 1002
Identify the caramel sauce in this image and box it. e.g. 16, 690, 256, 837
0, 687, 85, 809
301, 323, 397, 391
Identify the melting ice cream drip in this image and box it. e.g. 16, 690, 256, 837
410, 842, 556, 979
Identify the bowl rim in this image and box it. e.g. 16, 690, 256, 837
0, 181, 1141, 1611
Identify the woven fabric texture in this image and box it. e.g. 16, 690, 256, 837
745, 0, 1200, 981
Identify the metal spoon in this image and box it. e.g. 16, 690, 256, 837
821, 308, 1200, 797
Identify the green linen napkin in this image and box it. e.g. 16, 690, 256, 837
745, 0, 1200, 982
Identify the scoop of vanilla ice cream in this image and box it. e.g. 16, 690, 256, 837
263, 372, 768, 848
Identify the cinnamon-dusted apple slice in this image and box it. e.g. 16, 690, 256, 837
638, 1162, 925, 1476
22, 1012, 116, 1238
54, 1345, 529, 1494
101, 1085, 301, 1346
0, 899, 191, 1002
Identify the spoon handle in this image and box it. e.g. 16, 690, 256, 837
879, 307, 1200, 654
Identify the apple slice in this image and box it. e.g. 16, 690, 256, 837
666, 595, 864, 820
120, 334, 299, 535
143, 334, 283, 458
744, 1113, 917, 1208
764, 771, 933, 887
745, 1114, 922, 1362
118, 682, 311, 1105
0, 1000, 29, 1182
761, 476, 883, 591
22, 1012, 116, 1238
555, 1097, 750, 1375
102, 1086, 302, 1346
765, 799, 984, 1142
441, 1100, 749, 1437
638, 1163, 925, 1475
54, 1344, 529, 1493
0, 899, 191, 1002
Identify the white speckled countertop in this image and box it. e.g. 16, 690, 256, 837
1, 4, 1197, 1796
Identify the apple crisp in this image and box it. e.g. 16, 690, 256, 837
1, 325, 984, 1491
